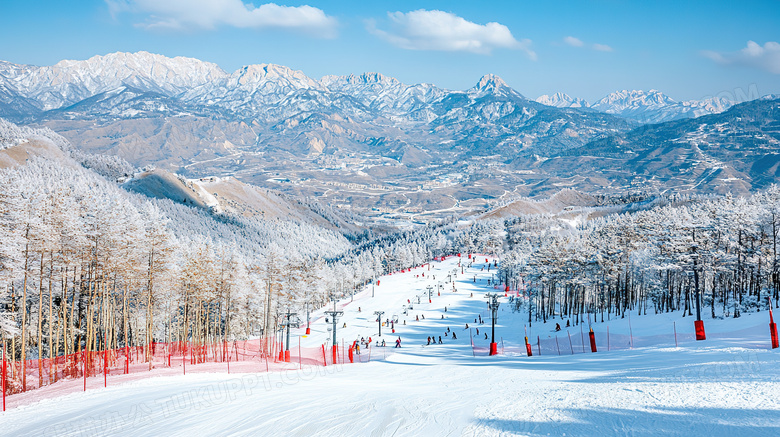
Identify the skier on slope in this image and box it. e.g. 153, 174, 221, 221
395, 337, 401, 348
452, 332, 457, 340
427, 336, 431, 345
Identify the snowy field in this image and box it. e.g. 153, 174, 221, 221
1, 256, 779, 436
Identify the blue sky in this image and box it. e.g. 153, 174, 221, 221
1, 0, 778, 102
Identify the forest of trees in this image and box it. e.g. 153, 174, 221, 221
492, 190, 780, 326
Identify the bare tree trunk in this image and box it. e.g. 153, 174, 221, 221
38, 251, 45, 387
47, 257, 54, 383
146, 249, 155, 370
21, 229, 30, 391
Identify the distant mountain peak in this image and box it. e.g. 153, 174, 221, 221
222, 63, 322, 92
348, 72, 400, 85
596, 89, 676, 109
473, 74, 509, 92
7, 51, 227, 110
536, 92, 588, 108
320, 72, 401, 88
590, 89, 737, 123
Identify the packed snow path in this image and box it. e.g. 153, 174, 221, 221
1, 256, 779, 436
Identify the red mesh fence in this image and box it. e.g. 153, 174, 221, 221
0, 337, 358, 400
468, 322, 775, 356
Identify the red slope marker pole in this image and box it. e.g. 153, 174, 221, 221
83, 350, 87, 392
770, 299, 779, 349
3, 340, 6, 412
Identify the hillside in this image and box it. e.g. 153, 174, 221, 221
125, 169, 364, 233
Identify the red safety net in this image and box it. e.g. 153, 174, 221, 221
0, 337, 351, 399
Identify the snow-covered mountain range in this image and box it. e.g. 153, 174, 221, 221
537, 89, 736, 123
1, 52, 226, 111
2, 51, 779, 211
0, 51, 641, 161
0, 51, 747, 126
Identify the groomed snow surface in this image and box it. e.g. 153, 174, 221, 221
1, 256, 779, 436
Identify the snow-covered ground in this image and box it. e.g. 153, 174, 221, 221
1, 256, 779, 436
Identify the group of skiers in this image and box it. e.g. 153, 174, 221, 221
427, 336, 441, 345
425, 326, 459, 345
353, 336, 393, 355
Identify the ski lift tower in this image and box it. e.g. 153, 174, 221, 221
485, 293, 500, 355
692, 243, 706, 340
426, 285, 433, 303
324, 309, 343, 364
280, 309, 299, 362
374, 311, 385, 336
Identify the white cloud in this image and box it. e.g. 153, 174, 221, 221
563, 36, 584, 47
367, 9, 535, 59
562, 36, 612, 52
106, 0, 338, 38
703, 41, 780, 74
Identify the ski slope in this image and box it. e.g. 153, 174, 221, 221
1, 255, 779, 436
